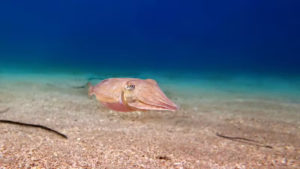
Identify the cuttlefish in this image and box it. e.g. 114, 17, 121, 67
88, 78, 178, 112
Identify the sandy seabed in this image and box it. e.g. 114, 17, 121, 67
0, 73, 299, 169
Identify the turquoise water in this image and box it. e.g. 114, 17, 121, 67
1, 66, 299, 105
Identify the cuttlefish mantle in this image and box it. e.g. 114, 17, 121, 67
88, 78, 178, 112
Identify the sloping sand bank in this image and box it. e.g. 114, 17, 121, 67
0, 73, 299, 168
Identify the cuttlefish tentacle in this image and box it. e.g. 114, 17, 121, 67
89, 78, 178, 112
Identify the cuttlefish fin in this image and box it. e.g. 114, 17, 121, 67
145, 79, 157, 85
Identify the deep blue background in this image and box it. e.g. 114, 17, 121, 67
0, 0, 299, 73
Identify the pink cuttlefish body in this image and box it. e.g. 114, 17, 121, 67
88, 78, 178, 112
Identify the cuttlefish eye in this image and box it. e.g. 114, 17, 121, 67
125, 84, 135, 91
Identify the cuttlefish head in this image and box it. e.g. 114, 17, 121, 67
122, 79, 178, 112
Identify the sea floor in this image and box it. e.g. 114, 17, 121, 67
0, 71, 299, 168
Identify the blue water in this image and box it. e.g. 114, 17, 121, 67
0, 0, 300, 103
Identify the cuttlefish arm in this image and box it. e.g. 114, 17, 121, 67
122, 79, 178, 111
